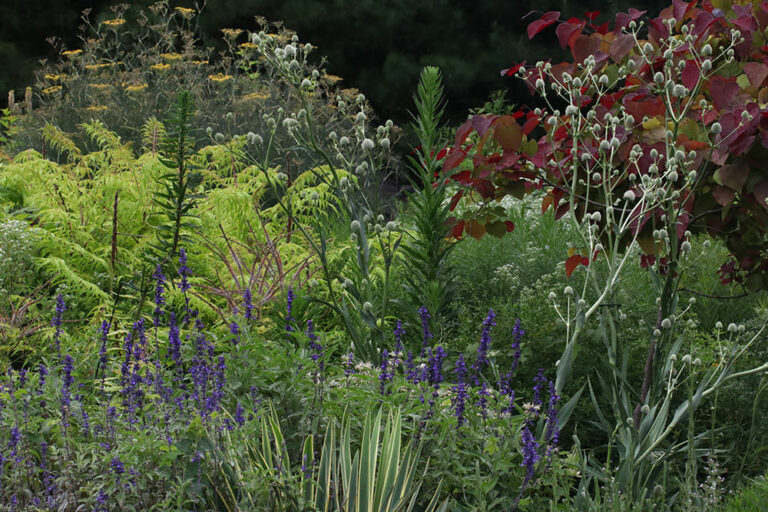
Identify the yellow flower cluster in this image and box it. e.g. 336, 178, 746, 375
86, 105, 108, 112
243, 91, 270, 101
84, 63, 114, 71
88, 83, 111, 90
221, 28, 243, 40
160, 53, 182, 61
174, 6, 195, 18
150, 63, 171, 71
45, 74, 67, 81
190, 60, 209, 65
42, 85, 63, 95
322, 74, 343, 85
125, 83, 148, 92
239, 42, 257, 50
209, 73, 232, 82
103, 18, 126, 27
61, 49, 82, 57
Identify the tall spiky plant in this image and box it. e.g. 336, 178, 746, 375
151, 90, 201, 270
400, 67, 459, 338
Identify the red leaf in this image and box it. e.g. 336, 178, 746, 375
712, 185, 735, 206
454, 119, 474, 147
678, 134, 709, 151
442, 147, 467, 173
451, 220, 465, 239
555, 202, 570, 220
610, 34, 635, 61
501, 61, 526, 77
556, 20, 585, 50
615, 8, 646, 31
572, 34, 601, 64
565, 254, 582, 277
448, 189, 463, 211
681, 60, 700, 91
522, 117, 539, 135
585, 10, 600, 21
493, 116, 523, 152
744, 62, 768, 88
709, 76, 739, 111
753, 179, 768, 210
528, 11, 560, 39
471, 115, 497, 138
692, 10, 716, 37
717, 160, 750, 193
672, 0, 695, 23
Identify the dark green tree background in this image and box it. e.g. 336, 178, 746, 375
1, 0, 669, 124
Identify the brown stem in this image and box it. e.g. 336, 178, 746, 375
634, 307, 663, 426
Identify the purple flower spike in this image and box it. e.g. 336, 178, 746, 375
286, 288, 295, 334
452, 354, 468, 428
168, 313, 181, 365
306, 320, 324, 370
393, 320, 405, 356
520, 425, 540, 484
379, 349, 392, 396
52, 294, 66, 356
472, 309, 496, 385
153, 264, 166, 325
243, 287, 254, 321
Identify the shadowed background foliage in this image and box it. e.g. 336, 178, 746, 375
3, 0, 669, 125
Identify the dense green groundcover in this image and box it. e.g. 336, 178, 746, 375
1, 1, 768, 511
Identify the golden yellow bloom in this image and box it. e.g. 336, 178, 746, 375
160, 52, 183, 61
42, 85, 63, 94
45, 74, 64, 81
86, 105, 108, 112
190, 60, 209, 65
125, 83, 148, 92
243, 91, 270, 101
150, 63, 171, 71
239, 42, 257, 49
322, 74, 343, 85
84, 63, 114, 71
89, 83, 111, 90
221, 28, 243, 40
209, 73, 233, 82
61, 49, 82, 57
174, 6, 195, 16
103, 18, 126, 27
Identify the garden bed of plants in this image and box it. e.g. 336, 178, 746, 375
1, 1, 768, 510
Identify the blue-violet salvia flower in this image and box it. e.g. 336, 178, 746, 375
235, 402, 245, 427
545, 380, 560, 456
379, 349, 392, 396
344, 351, 355, 377
168, 312, 181, 365
286, 288, 295, 333
306, 320, 324, 370
393, 320, 405, 356
52, 294, 66, 356
152, 264, 166, 325
427, 346, 447, 387
471, 309, 495, 385
452, 354, 468, 428
520, 425, 540, 484
243, 287, 254, 321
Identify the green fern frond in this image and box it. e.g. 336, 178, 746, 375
42, 124, 82, 163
